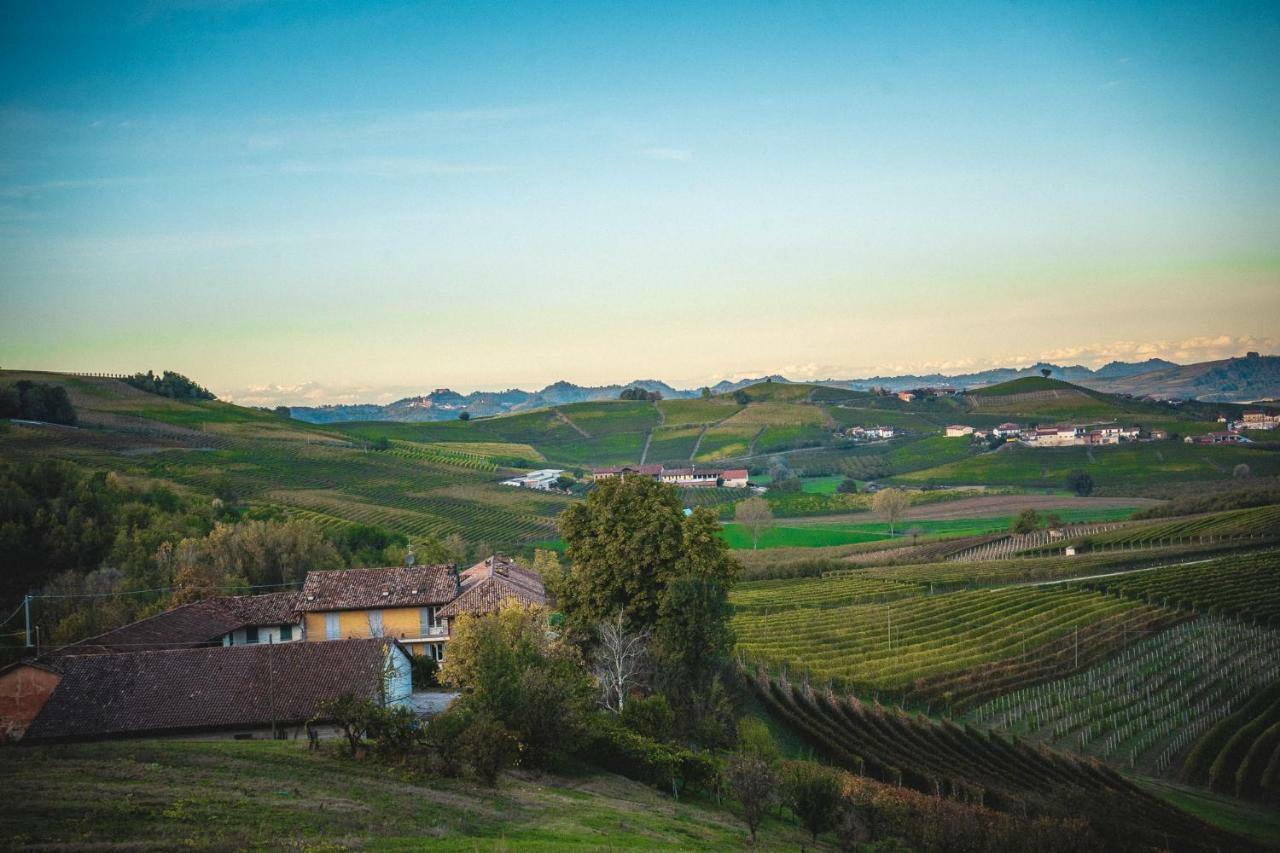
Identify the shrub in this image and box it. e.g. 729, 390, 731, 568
410, 654, 439, 689
621, 694, 675, 742
424, 707, 472, 777
1066, 470, 1094, 496
836, 477, 859, 494
783, 761, 844, 841
461, 713, 519, 786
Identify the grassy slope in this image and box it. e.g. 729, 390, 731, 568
0, 372, 570, 548
894, 440, 1280, 489
1136, 778, 1280, 849
0, 740, 820, 851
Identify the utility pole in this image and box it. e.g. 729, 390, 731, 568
24, 594, 32, 649
887, 608, 892, 652
1074, 626, 1079, 669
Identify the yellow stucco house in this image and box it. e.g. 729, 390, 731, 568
297, 564, 460, 661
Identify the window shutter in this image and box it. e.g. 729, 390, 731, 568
325, 612, 340, 640
368, 609, 384, 637
246, 626, 259, 644
280, 624, 292, 641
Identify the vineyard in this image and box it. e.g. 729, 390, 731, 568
855, 544, 1246, 587
1062, 504, 1280, 550
746, 671, 1244, 852
1082, 549, 1280, 625
1182, 682, 1280, 803
732, 583, 1161, 696
730, 575, 922, 613
969, 617, 1280, 776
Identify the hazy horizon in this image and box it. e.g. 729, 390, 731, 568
3, 2, 1278, 406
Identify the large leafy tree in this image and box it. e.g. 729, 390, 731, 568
556, 476, 686, 629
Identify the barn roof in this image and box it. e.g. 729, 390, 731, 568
24, 638, 404, 742
298, 565, 459, 612
54, 591, 302, 656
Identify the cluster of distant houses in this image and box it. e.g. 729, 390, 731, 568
947, 422, 1155, 447
0, 554, 545, 743
1182, 409, 1278, 445
590, 465, 749, 488
891, 387, 958, 403
835, 425, 897, 441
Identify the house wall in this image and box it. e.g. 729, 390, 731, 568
304, 607, 444, 647
221, 624, 301, 646
385, 645, 413, 706
0, 665, 61, 742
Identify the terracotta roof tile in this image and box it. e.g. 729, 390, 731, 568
25, 638, 402, 741
298, 565, 459, 611
53, 592, 301, 656
438, 556, 546, 618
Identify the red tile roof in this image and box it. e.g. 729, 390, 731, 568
24, 638, 405, 741
437, 555, 546, 619
298, 565, 459, 612
54, 592, 301, 656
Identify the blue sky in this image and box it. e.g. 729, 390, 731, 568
1, 1, 1277, 404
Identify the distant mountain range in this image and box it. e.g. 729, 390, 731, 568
288, 355, 1279, 423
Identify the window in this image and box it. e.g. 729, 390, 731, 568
245, 626, 259, 644
433, 642, 445, 662
279, 624, 292, 641
419, 606, 437, 636
368, 609, 384, 637
325, 612, 340, 640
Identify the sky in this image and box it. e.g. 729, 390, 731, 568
1, 1, 1278, 406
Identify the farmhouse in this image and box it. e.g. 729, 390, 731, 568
945, 425, 974, 437
1239, 410, 1279, 430
297, 563, 459, 662
298, 554, 549, 662
993, 423, 1022, 438
6, 638, 410, 743
591, 464, 750, 488
500, 468, 564, 490
591, 464, 663, 482
437, 554, 548, 626
1188, 431, 1252, 445
896, 391, 917, 402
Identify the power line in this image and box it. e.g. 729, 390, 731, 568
29, 579, 303, 600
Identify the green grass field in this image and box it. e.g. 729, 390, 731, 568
720, 506, 1137, 549
0, 740, 818, 851
894, 440, 1280, 489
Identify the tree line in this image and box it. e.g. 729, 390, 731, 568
0, 381, 76, 425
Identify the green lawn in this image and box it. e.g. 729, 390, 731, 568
720, 506, 1137, 549
0, 740, 822, 851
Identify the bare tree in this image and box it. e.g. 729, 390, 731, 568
873, 488, 910, 536
735, 497, 775, 550
592, 613, 651, 713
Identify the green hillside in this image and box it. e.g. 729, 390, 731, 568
0, 371, 569, 550
0, 740, 819, 850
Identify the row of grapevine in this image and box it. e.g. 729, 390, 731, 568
945, 523, 1126, 562
1182, 682, 1280, 803
383, 440, 498, 471
730, 575, 923, 614
969, 617, 1280, 776
733, 584, 1159, 696
1083, 549, 1280, 626
857, 542, 1244, 588
747, 671, 1240, 853
1070, 505, 1280, 549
